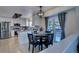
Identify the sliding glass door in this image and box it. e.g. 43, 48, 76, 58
47, 17, 54, 33
46, 15, 62, 42
54, 16, 62, 42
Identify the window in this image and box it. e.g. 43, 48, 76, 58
29, 21, 32, 26
54, 16, 62, 42
47, 17, 54, 33
26, 19, 32, 27
47, 16, 62, 43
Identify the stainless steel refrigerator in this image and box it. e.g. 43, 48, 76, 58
0, 22, 10, 39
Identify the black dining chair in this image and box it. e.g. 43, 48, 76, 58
40, 33, 54, 49
28, 34, 40, 53
33, 35, 48, 51
41, 35, 48, 49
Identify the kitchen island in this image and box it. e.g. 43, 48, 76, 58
18, 31, 28, 44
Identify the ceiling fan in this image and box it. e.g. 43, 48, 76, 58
12, 13, 22, 18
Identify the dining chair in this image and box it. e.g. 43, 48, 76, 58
41, 35, 48, 49
40, 33, 54, 49
47, 33, 54, 46
28, 34, 40, 53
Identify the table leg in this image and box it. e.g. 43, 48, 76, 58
41, 44, 43, 50
40, 37, 43, 50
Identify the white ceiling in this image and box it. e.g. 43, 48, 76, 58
0, 6, 56, 18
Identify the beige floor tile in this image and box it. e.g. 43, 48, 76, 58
0, 36, 41, 53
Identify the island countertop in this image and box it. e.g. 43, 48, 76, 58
18, 31, 28, 44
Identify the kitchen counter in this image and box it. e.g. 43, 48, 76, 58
18, 31, 28, 44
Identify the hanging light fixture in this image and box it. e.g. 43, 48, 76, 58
37, 6, 44, 18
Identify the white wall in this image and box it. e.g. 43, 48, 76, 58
75, 7, 79, 35
40, 18, 45, 31
45, 6, 75, 17
65, 8, 78, 37
32, 15, 46, 31
32, 15, 41, 26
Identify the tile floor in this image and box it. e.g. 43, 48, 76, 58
0, 36, 40, 53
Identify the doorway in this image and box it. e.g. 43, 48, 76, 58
14, 23, 20, 36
